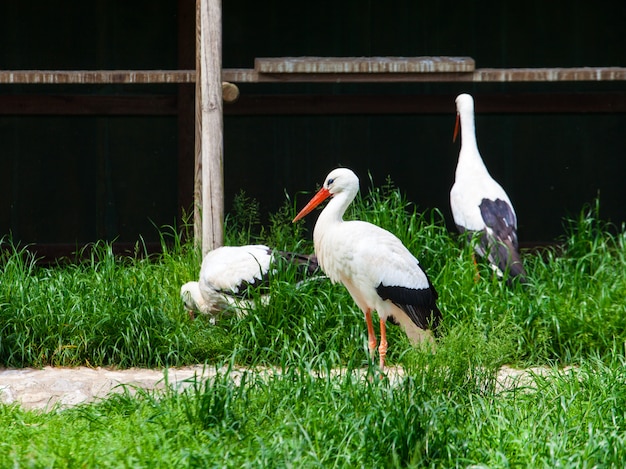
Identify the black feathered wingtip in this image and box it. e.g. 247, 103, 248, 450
277, 251, 321, 276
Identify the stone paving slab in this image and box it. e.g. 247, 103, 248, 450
0, 364, 569, 412
0, 365, 214, 411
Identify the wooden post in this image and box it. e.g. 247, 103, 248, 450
195, 0, 224, 255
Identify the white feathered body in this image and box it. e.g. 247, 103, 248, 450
450, 93, 525, 281
180, 244, 320, 319
180, 245, 274, 318
310, 169, 441, 344
450, 148, 517, 233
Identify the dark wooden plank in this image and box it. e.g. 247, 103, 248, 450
223, 92, 626, 116
0, 95, 178, 115
476, 92, 626, 113
177, 0, 196, 230
2, 91, 623, 118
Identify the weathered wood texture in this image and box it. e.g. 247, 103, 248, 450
2, 57, 625, 261
223, 66, 626, 83
196, 0, 225, 255
0, 70, 195, 84
193, 1, 203, 248
2, 64, 626, 85
221, 82, 240, 102
254, 56, 475, 73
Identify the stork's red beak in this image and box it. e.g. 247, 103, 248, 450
453, 112, 460, 143
292, 187, 331, 222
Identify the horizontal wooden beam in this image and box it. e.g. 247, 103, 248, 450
0, 70, 195, 84
474, 67, 626, 83
224, 92, 626, 115
1, 66, 626, 85
0, 95, 179, 115
1, 92, 624, 116
254, 56, 475, 73
223, 67, 626, 83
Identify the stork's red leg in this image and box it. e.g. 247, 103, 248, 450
378, 318, 388, 369
472, 252, 480, 282
364, 309, 377, 362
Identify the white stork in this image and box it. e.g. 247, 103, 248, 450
181, 245, 319, 321
450, 93, 526, 283
293, 167, 441, 369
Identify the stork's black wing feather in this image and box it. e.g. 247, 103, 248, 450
479, 198, 518, 249
277, 251, 320, 276
479, 198, 526, 281
223, 249, 321, 300
376, 272, 442, 334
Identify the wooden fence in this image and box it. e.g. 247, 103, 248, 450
2, 1, 626, 257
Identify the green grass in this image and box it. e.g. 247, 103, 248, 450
1, 177, 626, 467
2, 355, 626, 467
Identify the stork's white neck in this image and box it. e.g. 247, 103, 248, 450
459, 105, 477, 149
315, 190, 352, 229
456, 104, 490, 178
312, 186, 356, 260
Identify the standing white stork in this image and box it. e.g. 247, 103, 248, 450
293, 168, 441, 369
450, 93, 526, 283
181, 245, 319, 321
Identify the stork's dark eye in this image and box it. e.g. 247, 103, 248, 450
327, 178, 334, 185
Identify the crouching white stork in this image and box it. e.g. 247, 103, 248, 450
293, 167, 442, 369
181, 245, 319, 321
450, 93, 526, 284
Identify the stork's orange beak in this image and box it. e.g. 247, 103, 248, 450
453, 112, 460, 143
292, 187, 331, 222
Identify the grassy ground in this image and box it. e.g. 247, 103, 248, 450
1, 179, 626, 467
